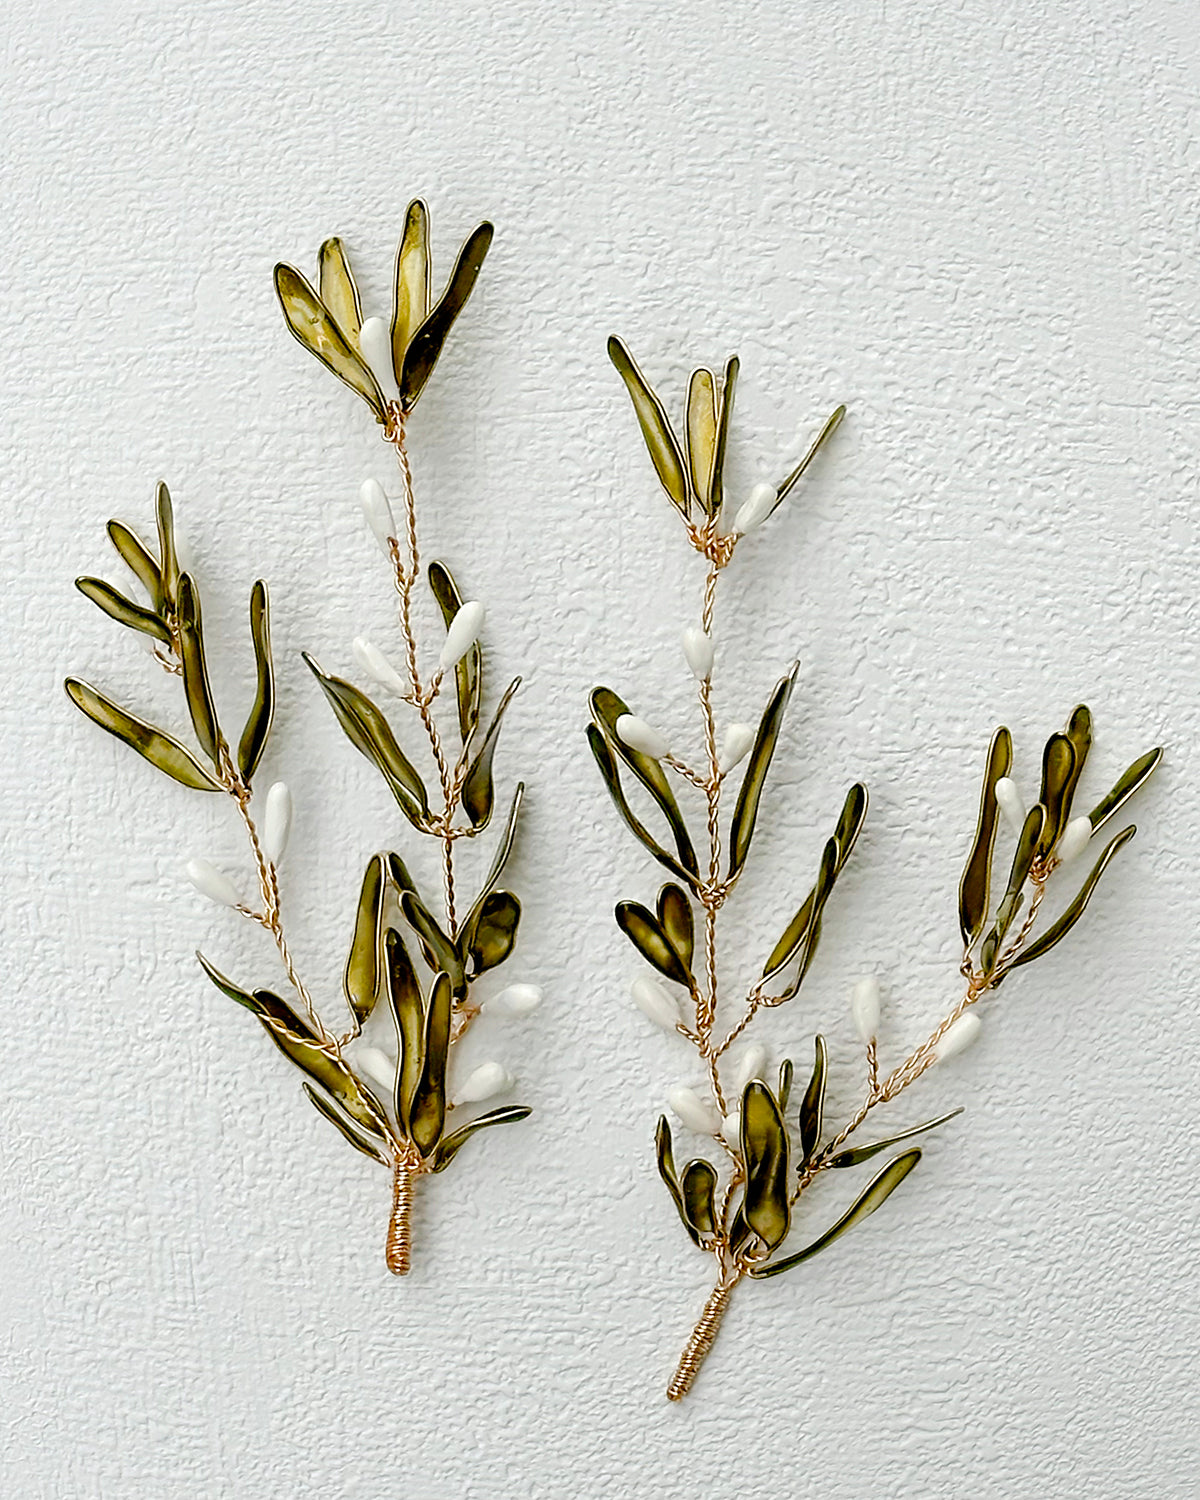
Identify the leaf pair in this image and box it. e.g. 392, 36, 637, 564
615, 883, 695, 988
655, 1117, 717, 1247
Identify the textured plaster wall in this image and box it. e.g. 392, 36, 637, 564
4, 1, 1198, 1495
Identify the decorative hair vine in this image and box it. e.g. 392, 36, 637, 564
66, 202, 536, 1277
589, 336, 1161, 1400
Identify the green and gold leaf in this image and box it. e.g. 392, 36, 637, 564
1088, 747, 1162, 834
155, 481, 181, 611
317, 236, 364, 349
655, 1115, 703, 1247
400, 888, 465, 996
728, 665, 798, 880
303, 1082, 390, 1164
385, 926, 424, 1132
408, 971, 452, 1156
828, 1108, 963, 1168
708, 355, 739, 516
106, 519, 163, 611
75, 576, 170, 641
657, 883, 695, 972
391, 199, 431, 369
773, 405, 845, 511
740, 1079, 790, 1252
798, 1034, 827, 1164
432, 1105, 531, 1172
400, 220, 494, 411
958, 726, 1013, 946
1008, 824, 1138, 971
461, 677, 520, 829
428, 559, 482, 744
260, 1018, 385, 1134
614, 900, 693, 987
237, 580, 274, 783
463, 890, 521, 974
607, 336, 690, 516
64, 678, 222, 791
685, 367, 718, 511
274, 262, 386, 418
176, 573, 225, 768
587, 724, 696, 887
344, 854, 388, 1029
679, 1159, 718, 1238
1037, 733, 1077, 859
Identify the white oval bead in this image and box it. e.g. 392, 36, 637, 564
185, 858, 241, 908
732, 482, 777, 535
721, 1112, 742, 1147
458, 1061, 514, 1104
934, 1012, 982, 1063
358, 316, 399, 400
682, 627, 715, 682
718, 723, 755, 773
631, 977, 679, 1030
352, 636, 407, 695
359, 479, 396, 553
615, 714, 670, 760
440, 601, 485, 671
734, 1043, 768, 1092
355, 1045, 395, 1090
261, 782, 293, 864
667, 1086, 721, 1136
994, 777, 1026, 836
1057, 816, 1093, 866
483, 983, 543, 1017
851, 976, 881, 1043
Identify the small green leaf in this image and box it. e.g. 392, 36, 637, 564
155, 481, 180, 610
176, 573, 225, 768
316, 236, 364, 349
385, 926, 424, 1132
680, 1159, 718, 1237
237, 580, 274, 784
614, 900, 693, 987
769, 837, 839, 1001
75, 576, 170, 641
958, 726, 1013, 946
587, 724, 696, 888
65, 678, 222, 791
274, 262, 386, 418
196, 954, 313, 1042
400, 220, 494, 411
461, 677, 520, 829
656, 1115, 702, 1247
432, 1105, 531, 1172
740, 1080, 790, 1251
763, 782, 866, 978
400, 888, 466, 996
828, 1108, 963, 1168
1037, 734, 1077, 859
464, 890, 521, 974
428, 559, 482, 744
607, 336, 690, 516
777, 1058, 794, 1113
798, 1034, 827, 1163
391, 199, 431, 370
1088, 747, 1162, 834
685, 367, 718, 511
657, 883, 695, 972
1009, 825, 1138, 970
728, 665, 798, 880
303, 1082, 390, 1164
460, 783, 524, 940
773, 405, 845, 510
343, 854, 388, 1029
707, 355, 739, 516
106, 519, 163, 611
408, 972, 452, 1156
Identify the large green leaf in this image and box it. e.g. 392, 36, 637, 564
259, 1018, 385, 1134
408, 972, 452, 1156
176, 572, 225, 768
1008, 825, 1137, 971
463, 890, 521, 974
274, 262, 386, 418
461, 677, 520, 829
1087, 748, 1162, 834
106, 519, 163, 612
75, 576, 171, 641
728, 665, 798, 879
614, 900, 693, 987
400, 221, 494, 410
391, 199, 431, 369
65, 678, 222, 791
343, 854, 388, 1029
740, 1080, 790, 1251
303, 1082, 390, 1164
590, 687, 698, 878
958, 726, 1013, 946
680, 1159, 718, 1238
316, 236, 364, 349
587, 725, 696, 887
385, 926, 424, 1132
400, 888, 465, 996
707, 355, 739, 516
607, 336, 689, 516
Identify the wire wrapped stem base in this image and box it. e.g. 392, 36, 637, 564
666, 1277, 738, 1401
386, 1158, 417, 1275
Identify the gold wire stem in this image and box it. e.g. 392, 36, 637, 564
385, 1156, 418, 1276
666, 1275, 740, 1401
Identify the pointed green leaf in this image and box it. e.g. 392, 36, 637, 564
385, 926, 424, 1133
614, 900, 693, 987
176, 573, 225, 768
460, 783, 524, 939
1063, 704, 1092, 817
274, 262, 385, 418
741, 1079, 790, 1251
428, 559, 482, 744
728, 665, 798, 880
958, 726, 1013, 946
708, 355, 739, 516
798, 1034, 827, 1163
657, 883, 695, 972
685, 367, 718, 511
680, 1159, 718, 1237
65, 678, 222, 791
763, 781, 865, 978
1088, 748, 1162, 834
464, 890, 520, 974
590, 687, 698, 878
1037, 733, 1077, 858
75, 576, 170, 642
607, 336, 689, 516
408, 971, 452, 1156
828, 1108, 963, 1168
400, 888, 465, 996
155, 481, 181, 611
432, 1104, 531, 1172
1009, 824, 1138, 970
656, 1115, 702, 1247
344, 854, 388, 1029
587, 724, 696, 887
195, 955, 313, 1042
980, 803, 1045, 976
461, 676, 520, 829
400, 220, 493, 410
777, 1058, 794, 1113
237, 580, 274, 783
106, 519, 163, 611
303, 1082, 390, 1164
391, 198, 431, 369
316, 237, 363, 349
259, 1018, 385, 1134
772, 405, 845, 510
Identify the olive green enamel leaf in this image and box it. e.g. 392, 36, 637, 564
740, 1080, 791, 1252
1008, 824, 1138, 971
590, 688, 699, 879
303, 654, 429, 825
460, 783, 524, 940
828, 1107, 963, 1168
176, 573, 225, 768
768, 837, 839, 1002
763, 782, 867, 979
655, 1116, 702, 1247
1088, 747, 1163, 834
303, 1082, 391, 1164
259, 1017, 385, 1134
657, 883, 695, 972
833, 781, 869, 866
771, 405, 846, 513
980, 804, 1045, 976
237, 580, 274, 784
64, 678, 222, 791
707, 355, 739, 517
408, 971, 452, 1156
958, 726, 1013, 947
316, 237, 363, 350
777, 1058, 794, 1113
432, 1105, 532, 1173
385, 851, 418, 899
385, 926, 424, 1133
344, 854, 388, 1029
728, 664, 799, 880
273, 262, 386, 419
587, 725, 696, 888
685, 368, 718, 511
107, 519, 163, 611
400, 888, 466, 996
614, 900, 693, 987
607, 336, 690, 516
428, 559, 482, 744
400, 220, 494, 411
75, 576, 171, 642
798, 1034, 827, 1164
195, 953, 314, 1043
680, 1159, 718, 1238
750, 1149, 923, 1279
462, 677, 520, 829
391, 198, 431, 371
155, 481, 181, 611
1037, 733, 1077, 858
1063, 704, 1092, 811
464, 890, 521, 974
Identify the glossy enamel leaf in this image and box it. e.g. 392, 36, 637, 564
195, 954, 313, 1043
980, 804, 1044, 976
1088, 748, 1162, 833
766, 837, 838, 999
237, 581, 274, 783
1037, 733, 1077, 857
432, 1105, 531, 1172
462, 677, 520, 829
391, 199, 431, 369
773, 405, 846, 511
64, 678, 222, 791
344, 854, 388, 1028
750, 1149, 922, 1279
75, 576, 170, 641
400, 220, 493, 411
655, 1115, 702, 1247
1009, 824, 1137, 970
259, 1019, 385, 1133
657, 883, 695, 972
428, 559, 482, 744
685, 368, 718, 510
833, 781, 869, 866
828, 1108, 963, 1168
587, 724, 696, 888
316, 237, 364, 349
958, 726, 1013, 946
615, 900, 693, 986
400, 888, 465, 995
778, 1058, 794, 1113
464, 890, 521, 974
607, 336, 689, 515
461, 783, 524, 940
274, 262, 386, 418
1063, 704, 1092, 812
728, 665, 798, 880
708, 355, 739, 516
303, 1082, 390, 1164
408, 972, 452, 1156
590, 687, 698, 878
176, 573, 224, 768
798, 1034, 827, 1163
740, 1080, 790, 1251
680, 1159, 718, 1237
385, 926, 424, 1132
155, 481, 180, 610
106, 519, 163, 611
763, 782, 866, 977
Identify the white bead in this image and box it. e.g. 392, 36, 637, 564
458, 1061, 514, 1104
352, 636, 407, 696
261, 782, 293, 864
355, 1045, 395, 1090
359, 479, 396, 553
994, 777, 1026, 836
358, 316, 398, 400
1057, 816, 1093, 866
718, 723, 755, 773
185, 858, 241, 908
616, 714, 670, 759
851, 976, 881, 1043
721, 1112, 742, 1147
731, 482, 777, 535
734, 1043, 768, 1092
631, 977, 680, 1030
440, 601, 485, 671
934, 1012, 982, 1063
483, 983, 543, 1017
682, 627, 714, 681
667, 1086, 721, 1136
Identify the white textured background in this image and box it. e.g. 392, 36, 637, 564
4, 1, 1198, 1495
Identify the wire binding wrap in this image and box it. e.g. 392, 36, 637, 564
386, 1158, 417, 1275
666, 1278, 736, 1401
